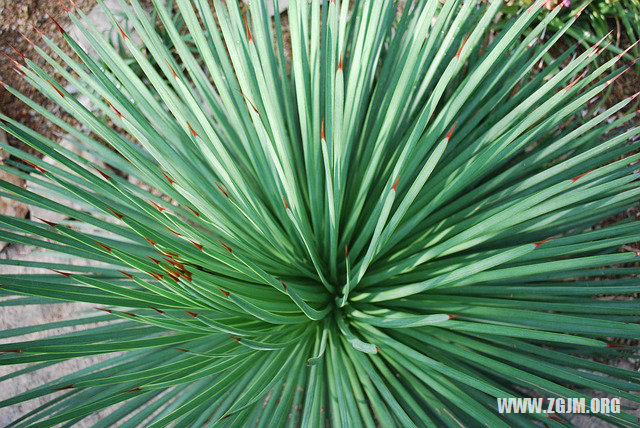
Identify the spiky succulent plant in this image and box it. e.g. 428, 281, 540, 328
1, 0, 639, 426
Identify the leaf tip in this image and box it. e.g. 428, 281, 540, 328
243, 14, 252, 42
534, 237, 553, 248
93, 165, 111, 180
115, 22, 128, 40
36, 217, 58, 228
49, 268, 71, 278
570, 169, 592, 183
446, 122, 457, 140
186, 121, 198, 138
48, 14, 65, 34
455, 36, 468, 58
107, 208, 123, 219
215, 182, 229, 198
54, 384, 74, 390
391, 176, 400, 192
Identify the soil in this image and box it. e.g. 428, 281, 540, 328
0, 0, 97, 155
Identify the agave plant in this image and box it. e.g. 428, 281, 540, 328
1, 0, 639, 425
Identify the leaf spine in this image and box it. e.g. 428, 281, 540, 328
220, 241, 233, 253
37, 217, 58, 228
48, 15, 65, 34
115, 22, 128, 39
93, 166, 111, 180
391, 176, 400, 191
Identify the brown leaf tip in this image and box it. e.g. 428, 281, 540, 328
571, 169, 592, 183
107, 208, 123, 219
96, 241, 112, 252
166, 60, 177, 78
49, 15, 65, 34
391, 176, 400, 192
54, 384, 74, 390
93, 166, 111, 180
563, 69, 588, 91
190, 240, 203, 251
115, 22, 128, 39
534, 237, 553, 248
446, 122, 457, 140
243, 15, 252, 42
231, 336, 241, 342
448, 314, 459, 319
166, 227, 182, 236
216, 182, 229, 198
105, 99, 123, 118
49, 268, 71, 278
187, 206, 200, 217
166, 269, 180, 282
455, 36, 468, 58
24, 159, 47, 174
283, 196, 290, 209
218, 241, 233, 253
7, 43, 26, 60
219, 288, 230, 297
150, 306, 164, 314
321, 118, 326, 141
186, 121, 198, 138
161, 171, 174, 184
185, 310, 198, 317
119, 270, 134, 279
59, 0, 70, 13
19, 31, 35, 47
37, 217, 58, 228
150, 200, 166, 212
